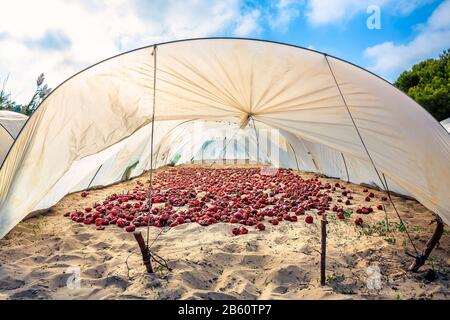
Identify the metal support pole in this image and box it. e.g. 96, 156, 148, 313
320, 213, 328, 286
134, 231, 154, 273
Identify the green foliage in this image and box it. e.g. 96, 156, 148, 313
357, 220, 407, 237
0, 73, 51, 115
397, 221, 406, 232
20, 74, 52, 116
385, 237, 396, 245
0, 76, 17, 111
411, 225, 424, 232
394, 49, 450, 121
358, 220, 391, 237
326, 272, 355, 295
343, 209, 353, 218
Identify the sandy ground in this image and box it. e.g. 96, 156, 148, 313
0, 165, 448, 300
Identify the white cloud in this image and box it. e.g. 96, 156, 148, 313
0, 0, 245, 104
392, 0, 434, 15
269, 0, 302, 31
305, 0, 431, 25
234, 9, 262, 36
306, 0, 384, 25
364, 0, 450, 77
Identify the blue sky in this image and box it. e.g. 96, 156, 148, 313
0, 0, 449, 103
253, 0, 446, 79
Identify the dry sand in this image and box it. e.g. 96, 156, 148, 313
0, 165, 448, 300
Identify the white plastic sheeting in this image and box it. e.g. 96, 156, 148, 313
0, 110, 28, 166
441, 118, 450, 133
1, 38, 449, 238
34, 120, 183, 211
156, 121, 295, 167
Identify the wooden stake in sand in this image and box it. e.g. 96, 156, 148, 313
133, 231, 154, 273
320, 213, 328, 286
408, 213, 444, 272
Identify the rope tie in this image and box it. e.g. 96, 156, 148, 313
208, 123, 242, 168
87, 164, 103, 190
141, 44, 173, 272
324, 54, 420, 258
146, 45, 158, 248
340, 153, 349, 182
